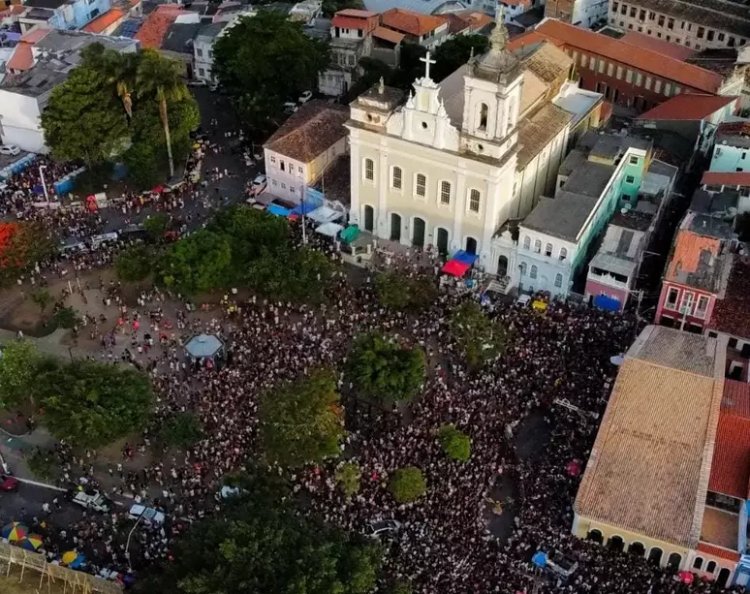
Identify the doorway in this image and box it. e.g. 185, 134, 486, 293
363, 205, 374, 233
465, 236, 477, 255
607, 536, 624, 553
718, 568, 731, 587
412, 217, 426, 248
648, 547, 663, 565
497, 255, 508, 277
436, 227, 449, 256
390, 213, 401, 241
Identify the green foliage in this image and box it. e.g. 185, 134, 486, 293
321, 0, 364, 17
208, 206, 288, 266
51, 306, 81, 329
159, 412, 203, 448
390, 43, 427, 90
346, 58, 392, 101
213, 12, 329, 133
432, 35, 489, 81
437, 424, 471, 462
30, 289, 52, 313
389, 467, 426, 503
137, 477, 382, 594
160, 230, 232, 295
259, 368, 344, 468
123, 141, 161, 189
347, 333, 425, 409
246, 246, 335, 303
143, 213, 170, 242
335, 461, 362, 497
390, 579, 414, 594
115, 244, 153, 282
375, 270, 437, 311
38, 360, 153, 448
26, 448, 58, 481
450, 301, 510, 369
0, 340, 42, 409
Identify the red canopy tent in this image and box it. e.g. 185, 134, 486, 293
442, 260, 470, 277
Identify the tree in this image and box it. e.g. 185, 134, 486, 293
136, 49, 191, 178
209, 206, 288, 267
437, 424, 471, 462
116, 244, 153, 282
30, 289, 52, 314
143, 213, 170, 242
213, 12, 329, 132
42, 65, 129, 166
375, 270, 437, 311
51, 306, 81, 329
450, 301, 511, 369
137, 479, 382, 594
259, 368, 344, 467
432, 34, 489, 81
38, 360, 153, 447
0, 340, 42, 409
389, 467, 426, 503
335, 461, 362, 498
321, 0, 364, 17
158, 412, 203, 448
0, 221, 55, 285
159, 230, 232, 295
347, 333, 425, 409
246, 246, 334, 303
80, 43, 137, 119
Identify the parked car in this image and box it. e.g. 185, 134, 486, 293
298, 90, 313, 104
0, 474, 19, 492
0, 144, 20, 156
283, 102, 298, 114
128, 504, 166, 525
546, 553, 578, 581
249, 174, 267, 197
365, 519, 402, 539
71, 489, 112, 513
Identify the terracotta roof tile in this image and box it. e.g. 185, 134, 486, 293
135, 5, 185, 49
697, 542, 741, 562
702, 171, 750, 187
453, 10, 494, 32
7, 42, 34, 72
380, 8, 447, 37
372, 26, 404, 44
620, 31, 696, 61
331, 14, 377, 31
531, 19, 724, 94
20, 27, 51, 44
83, 7, 125, 34
708, 381, 750, 499
709, 257, 750, 339
665, 229, 723, 284
637, 94, 737, 121
335, 8, 376, 17
263, 100, 349, 163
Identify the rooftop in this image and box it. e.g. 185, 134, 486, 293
135, 4, 185, 49
609, 208, 654, 232
380, 8, 447, 37
195, 21, 227, 42
700, 507, 739, 551
264, 100, 349, 163
708, 380, 750, 500
623, 0, 750, 40
521, 191, 597, 242
715, 120, 750, 148
516, 102, 572, 169
82, 7, 126, 34
561, 160, 614, 198
161, 21, 200, 54
363, 0, 467, 16
619, 30, 696, 61
702, 171, 750, 187
575, 325, 724, 549
637, 94, 737, 121
709, 257, 750, 339
372, 26, 405, 44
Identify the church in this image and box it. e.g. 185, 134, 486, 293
346, 14, 604, 278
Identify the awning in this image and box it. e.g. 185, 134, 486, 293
267, 203, 291, 217
453, 250, 478, 265
291, 202, 318, 216
340, 224, 360, 243
315, 222, 343, 237
442, 259, 470, 277
593, 294, 621, 312
308, 205, 344, 224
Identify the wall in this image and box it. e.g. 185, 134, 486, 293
584, 276, 630, 309
193, 38, 215, 82
0, 90, 45, 153
711, 142, 750, 173
71, 0, 111, 28
656, 281, 717, 332
516, 125, 569, 219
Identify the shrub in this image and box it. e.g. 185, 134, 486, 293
159, 412, 203, 448
26, 447, 58, 481
389, 466, 426, 503
437, 424, 471, 462
334, 461, 362, 497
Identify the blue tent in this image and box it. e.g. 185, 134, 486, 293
291, 202, 318, 216
532, 551, 548, 569
453, 250, 478, 265
593, 294, 621, 312
267, 203, 291, 217
185, 334, 224, 359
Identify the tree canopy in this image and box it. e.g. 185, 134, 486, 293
375, 270, 437, 311
432, 34, 489, 82
160, 230, 233, 295
437, 424, 471, 462
389, 467, 426, 503
0, 340, 43, 409
213, 12, 329, 133
115, 244, 154, 282
0, 221, 55, 285
347, 333, 425, 409
259, 368, 345, 467
450, 301, 511, 369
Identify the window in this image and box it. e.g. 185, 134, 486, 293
607, 62, 614, 76
280, 161, 285, 172
629, 155, 639, 164
697, 26, 704, 38
534, 239, 541, 253
469, 189, 481, 213
298, 166, 303, 174
616, 65, 623, 79
270, 156, 276, 164
272, 179, 278, 186
693, 557, 703, 570
520, 262, 527, 276
680, 291, 694, 313
290, 186, 295, 194
629, 6, 636, 17
196, 48, 203, 57
664, 82, 672, 96
612, 1, 618, 11
667, 17, 673, 29
728, 36, 736, 47
635, 72, 643, 86
625, 69, 633, 83
598, 59, 605, 74
657, 15, 664, 26
523, 236, 531, 250
559, 247, 567, 261
638, 9, 645, 20
666, 287, 679, 308
580, 54, 588, 68
281, 183, 286, 189
707, 30, 714, 41
479, 103, 488, 130
695, 295, 710, 318
440, 181, 451, 205
706, 561, 717, 574
364, 158, 374, 181
415, 173, 426, 197
530, 265, 538, 279
718, 32, 725, 41
554, 273, 563, 288
620, 3, 626, 14
545, 243, 552, 257
392, 166, 402, 189
89, 7, 99, 17
625, 175, 635, 184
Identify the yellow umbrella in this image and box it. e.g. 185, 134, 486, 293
62, 550, 78, 565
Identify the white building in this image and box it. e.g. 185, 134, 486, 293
347, 14, 603, 276
544, 0, 609, 29
710, 121, 750, 174
263, 101, 349, 203
193, 22, 226, 83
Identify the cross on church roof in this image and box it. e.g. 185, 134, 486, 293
420, 50, 436, 81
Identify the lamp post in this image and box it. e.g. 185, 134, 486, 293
38, 164, 50, 208
125, 513, 143, 571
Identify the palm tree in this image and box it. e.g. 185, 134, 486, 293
102, 50, 137, 119
136, 49, 188, 178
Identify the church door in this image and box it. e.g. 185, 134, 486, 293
363, 205, 374, 232
497, 255, 508, 277
390, 213, 401, 241
466, 237, 478, 255
412, 217, 426, 248
436, 228, 449, 255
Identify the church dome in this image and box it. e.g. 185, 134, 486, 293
470, 13, 521, 84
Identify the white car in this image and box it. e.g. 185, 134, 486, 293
128, 504, 165, 525
298, 90, 313, 104
249, 174, 267, 197
283, 102, 298, 114
71, 490, 112, 513
0, 144, 20, 156
366, 519, 402, 538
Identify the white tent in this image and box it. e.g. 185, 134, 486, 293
315, 222, 344, 237
309, 205, 344, 224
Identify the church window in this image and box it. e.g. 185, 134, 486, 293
364, 158, 374, 181
559, 247, 567, 261
554, 273, 563, 288
415, 174, 426, 197
706, 561, 717, 573
392, 167, 402, 190
545, 243, 552, 257
440, 181, 451, 205
421, 121, 428, 129
469, 189, 481, 213
530, 265, 538, 279
523, 236, 531, 250
534, 239, 541, 253
479, 103, 488, 131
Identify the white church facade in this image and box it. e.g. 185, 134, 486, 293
346, 14, 604, 278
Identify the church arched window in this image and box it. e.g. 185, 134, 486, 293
479, 103, 488, 131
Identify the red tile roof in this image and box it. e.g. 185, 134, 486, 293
531, 19, 725, 94
702, 171, 750, 187
697, 542, 741, 562
620, 31, 696, 61
508, 30, 562, 51
709, 257, 750, 339
135, 5, 185, 49
335, 8, 376, 17
331, 14, 377, 31
665, 229, 723, 284
637, 94, 737, 121
372, 26, 404, 45
708, 381, 750, 499
20, 27, 51, 44
83, 7, 125, 34
7, 42, 34, 72
380, 8, 447, 37
717, 121, 750, 139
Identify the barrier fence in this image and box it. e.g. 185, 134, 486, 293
0, 541, 122, 594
